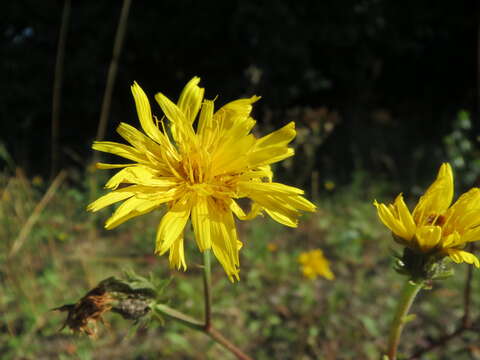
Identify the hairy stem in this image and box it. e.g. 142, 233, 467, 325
203, 249, 212, 330
387, 279, 423, 360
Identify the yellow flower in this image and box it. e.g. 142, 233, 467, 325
267, 243, 278, 252
298, 249, 334, 280
374, 163, 480, 268
324, 180, 335, 191
89, 77, 316, 280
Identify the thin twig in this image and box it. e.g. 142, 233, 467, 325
409, 326, 468, 359
9, 170, 68, 256
50, 0, 71, 179
94, 0, 132, 144
462, 244, 475, 327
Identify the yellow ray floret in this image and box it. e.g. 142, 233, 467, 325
89, 77, 316, 280
374, 163, 480, 267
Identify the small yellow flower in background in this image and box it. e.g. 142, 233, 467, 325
374, 163, 480, 268
32, 175, 44, 186
324, 180, 335, 191
267, 243, 278, 252
89, 77, 316, 281
298, 249, 334, 280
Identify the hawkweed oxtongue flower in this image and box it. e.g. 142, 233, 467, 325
298, 249, 334, 280
374, 163, 480, 280
89, 77, 316, 280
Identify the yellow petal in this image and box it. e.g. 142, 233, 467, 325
448, 188, 480, 214
394, 194, 416, 239
209, 205, 240, 281
92, 141, 147, 163
177, 76, 204, 124
104, 166, 177, 190
284, 195, 316, 212
444, 188, 480, 234
211, 134, 255, 175
239, 181, 314, 226
247, 122, 296, 166
87, 190, 135, 212
191, 196, 211, 251
441, 231, 462, 248
96, 163, 135, 169
131, 82, 164, 144
155, 92, 194, 143
462, 227, 480, 243
457, 210, 480, 233
255, 122, 296, 149
197, 99, 214, 142
373, 200, 411, 240
168, 236, 187, 271
413, 163, 453, 224
242, 181, 305, 195
155, 197, 192, 255
248, 147, 294, 167
214, 95, 260, 133
229, 199, 246, 219
446, 249, 480, 267
415, 225, 442, 252
105, 196, 160, 229
116, 122, 163, 155
234, 202, 263, 221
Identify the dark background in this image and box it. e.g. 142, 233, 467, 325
2, 0, 478, 188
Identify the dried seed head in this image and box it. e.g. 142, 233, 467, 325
55, 276, 157, 338
55, 291, 113, 338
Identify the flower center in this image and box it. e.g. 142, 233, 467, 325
425, 214, 446, 227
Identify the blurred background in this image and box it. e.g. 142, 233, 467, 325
3, 0, 478, 188
1, 1, 480, 359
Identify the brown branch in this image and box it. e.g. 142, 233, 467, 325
94, 0, 132, 144
51, 0, 71, 179
462, 244, 475, 327
409, 325, 469, 359
206, 327, 253, 360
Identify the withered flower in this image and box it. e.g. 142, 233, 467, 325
55, 276, 156, 337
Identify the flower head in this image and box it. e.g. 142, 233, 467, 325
89, 77, 316, 280
298, 249, 334, 280
374, 163, 480, 271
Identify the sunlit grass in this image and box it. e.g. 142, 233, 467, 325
1, 169, 477, 359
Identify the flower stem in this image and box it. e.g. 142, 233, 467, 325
154, 249, 252, 360
154, 304, 204, 331
387, 279, 424, 360
206, 327, 253, 360
203, 249, 212, 330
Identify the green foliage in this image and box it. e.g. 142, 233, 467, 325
0, 169, 478, 359
443, 110, 480, 189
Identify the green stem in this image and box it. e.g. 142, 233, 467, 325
203, 249, 212, 330
387, 279, 424, 360
154, 250, 252, 360
154, 303, 204, 331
